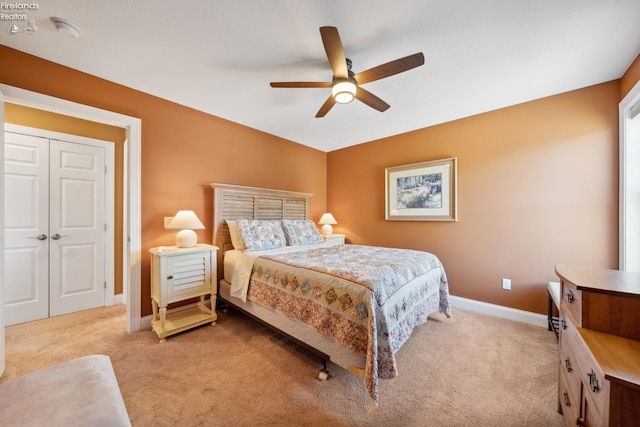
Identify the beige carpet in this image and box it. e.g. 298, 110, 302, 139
1, 305, 563, 427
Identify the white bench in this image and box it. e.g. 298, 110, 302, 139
0, 354, 131, 427
547, 281, 560, 340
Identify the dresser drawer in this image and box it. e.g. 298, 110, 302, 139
558, 366, 579, 426
573, 333, 609, 421
559, 308, 578, 351
559, 333, 581, 403
562, 280, 582, 326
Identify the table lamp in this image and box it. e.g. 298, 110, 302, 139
319, 213, 337, 235
167, 210, 205, 248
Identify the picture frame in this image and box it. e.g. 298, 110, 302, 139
385, 157, 457, 221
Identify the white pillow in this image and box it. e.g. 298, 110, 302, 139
225, 220, 245, 251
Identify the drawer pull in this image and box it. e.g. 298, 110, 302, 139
167, 275, 174, 280
563, 391, 571, 407
567, 290, 574, 303
587, 370, 599, 393
561, 318, 567, 330
564, 357, 572, 372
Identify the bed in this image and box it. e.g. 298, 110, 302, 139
211, 183, 450, 410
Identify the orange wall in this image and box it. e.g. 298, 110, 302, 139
0, 46, 327, 317
621, 54, 640, 98
327, 82, 620, 314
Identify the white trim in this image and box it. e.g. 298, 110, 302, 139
114, 293, 124, 305
0, 89, 6, 376
619, 79, 640, 271
449, 295, 548, 328
631, 99, 640, 120
0, 84, 142, 332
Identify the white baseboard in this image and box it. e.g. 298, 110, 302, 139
449, 295, 548, 328
113, 293, 124, 306
141, 314, 152, 330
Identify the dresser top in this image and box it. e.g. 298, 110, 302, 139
555, 264, 640, 298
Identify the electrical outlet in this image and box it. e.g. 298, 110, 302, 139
502, 278, 511, 290
164, 216, 174, 228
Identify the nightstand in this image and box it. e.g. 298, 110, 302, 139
149, 244, 218, 342
322, 233, 345, 244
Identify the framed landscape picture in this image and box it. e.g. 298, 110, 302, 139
385, 157, 457, 221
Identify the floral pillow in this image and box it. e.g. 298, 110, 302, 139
281, 219, 324, 246
237, 219, 286, 251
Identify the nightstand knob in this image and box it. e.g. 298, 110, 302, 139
167, 275, 174, 280
567, 290, 574, 303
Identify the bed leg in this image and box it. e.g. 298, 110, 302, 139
218, 299, 229, 313
318, 360, 330, 381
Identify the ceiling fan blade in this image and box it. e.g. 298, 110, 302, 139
315, 95, 336, 118
270, 82, 332, 88
320, 26, 348, 79
353, 52, 425, 85
355, 87, 390, 112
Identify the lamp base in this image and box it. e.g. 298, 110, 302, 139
321, 224, 333, 235
175, 229, 198, 248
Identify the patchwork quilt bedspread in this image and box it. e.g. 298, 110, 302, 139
245, 244, 451, 409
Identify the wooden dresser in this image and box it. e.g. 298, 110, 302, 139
555, 264, 640, 427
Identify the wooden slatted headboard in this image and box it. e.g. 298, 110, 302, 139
211, 183, 313, 280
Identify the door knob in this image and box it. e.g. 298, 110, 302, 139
51, 233, 69, 240
28, 234, 48, 240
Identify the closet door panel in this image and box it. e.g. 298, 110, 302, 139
3, 132, 49, 325
49, 140, 105, 316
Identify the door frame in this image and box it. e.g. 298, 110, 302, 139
1, 84, 142, 332
5, 123, 115, 313
619, 79, 640, 271
1, 89, 5, 376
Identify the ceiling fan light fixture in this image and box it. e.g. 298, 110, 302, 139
332, 79, 356, 104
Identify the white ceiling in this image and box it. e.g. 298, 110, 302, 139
2, 1, 640, 152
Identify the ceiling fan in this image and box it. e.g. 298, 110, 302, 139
270, 26, 425, 118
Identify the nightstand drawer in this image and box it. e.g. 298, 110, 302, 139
165, 252, 211, 303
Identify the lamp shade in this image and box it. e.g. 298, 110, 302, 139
167, 210, 205, 248
319, 213, 337, 235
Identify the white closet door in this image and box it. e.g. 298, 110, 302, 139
3, 133, 107, 325
49, 139, 105, 317
4, 132, 50, 325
